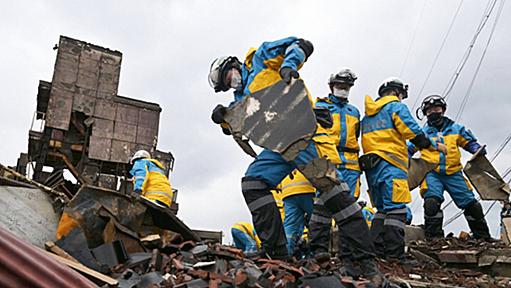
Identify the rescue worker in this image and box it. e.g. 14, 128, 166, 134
208, 37, 382, 284
360, 78, 446, 261
129, 150, 173, 207
409, 95, 491, 240
231, 221, 261, 253
308, 69, 364, 270
279, 170, 315, 255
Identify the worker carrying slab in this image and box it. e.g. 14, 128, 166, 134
129, 150, 173, 208
208, 36, 382, 285
409, 95, 491, 240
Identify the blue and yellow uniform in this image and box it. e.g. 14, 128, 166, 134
315, 94, 361, 197
409, 117, 490, 239
231, 222, 261, 253
409, 117, 478, 207
361, 95, 436, 211
279, 170, 315, 254
361, 95, 436, 259
229, 37, 373, 260
309, 94, 363, 260
239, 37, 342, 186
130, 158, 173, 207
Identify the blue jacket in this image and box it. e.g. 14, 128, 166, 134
130, 158, 173, 206
409, 117, 481, 175
232, 36, 308, 103
361, 95, 437, 172
315, 95, 361, 171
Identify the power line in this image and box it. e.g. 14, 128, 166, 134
443, 0, 498, 99
410, 0, 464, 112
455, 0, 506, 121
399, 0, 428, 77
490, 132, 511, 162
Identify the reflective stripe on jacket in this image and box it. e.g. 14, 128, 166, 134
361, 95, 426, 171
278, 170, 316, 199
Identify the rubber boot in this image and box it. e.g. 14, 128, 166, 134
424, 197, 444, 239
320, 184, 376, 262
309, 201, 332, 263
464, 201, 491, 240
241, 177, 288, 256
370, 212, 385, 258
339, 258, 361, 278
360, 258, 384, 287
383, 212, 406, 260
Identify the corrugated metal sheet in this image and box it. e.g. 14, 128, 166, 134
0, 226, 97, 288
0, 186, 60, 247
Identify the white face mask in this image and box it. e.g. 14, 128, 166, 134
229, 70, 242, 91
333, 87, 349, 99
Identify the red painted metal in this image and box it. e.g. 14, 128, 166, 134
0, 226, 97, 288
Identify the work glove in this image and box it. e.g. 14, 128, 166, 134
211, 104, 227, 124
220, 123, 232, 135
437, 142, 447, 154
131, 189, 142, 203
313, 108, 333, 129
279, 67, 299, 84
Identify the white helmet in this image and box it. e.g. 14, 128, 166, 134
208, 56, 242, 92
130, 150, 150, 164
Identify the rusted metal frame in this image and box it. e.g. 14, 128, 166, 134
47, 151, 88, 185
33, 128, 52, 181
70, 113, 86, 136
0, 163, 69, 202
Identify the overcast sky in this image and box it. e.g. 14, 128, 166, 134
1, 0, 510, 242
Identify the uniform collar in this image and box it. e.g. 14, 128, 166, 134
328, 94, 348, 105
425, 116, 454, 132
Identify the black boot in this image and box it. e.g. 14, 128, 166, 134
464, 201, 491, 240
309, 200, 332, 262
370, 212, 385, 258
241, 177, 288, 257
383, 209, 406, 260
359, 258, 384, 287
424, 197, 445, 239
339, 257, 361, 278
321, 184, 376, 260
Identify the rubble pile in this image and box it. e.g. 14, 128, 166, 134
73, 236, 511, 288
379, 235, 511, 287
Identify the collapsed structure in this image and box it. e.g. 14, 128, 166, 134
0, 36, 511, 287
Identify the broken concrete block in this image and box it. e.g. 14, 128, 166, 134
190, 244, 208, 257
438, 250, 480, 264
405, 225, 425, 243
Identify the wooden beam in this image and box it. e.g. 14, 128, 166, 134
44, 250, 118, 286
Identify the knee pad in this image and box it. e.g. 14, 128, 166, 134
464, 201, 484, 220
424, 197, 441, 217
